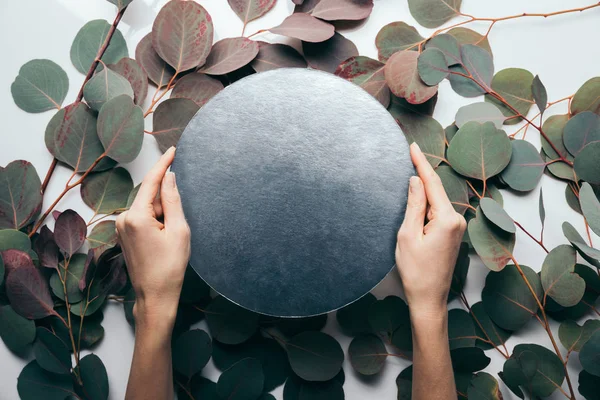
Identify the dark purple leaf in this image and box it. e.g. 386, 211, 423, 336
200, 37, 259, 75
0, 160, 42, 230
250, 42, 307, 72
6, 264, 57, 319
34, 226, 59, 269
170, 73, 223, 107
302, 32, 358, 73
109, 57, 149, 105
79, 249, 95, 292
228, 0, 277, 29
95, 246, 127, 295
1, 249, 34, 275
54, 209, 86, 256
52, 210, 61, 220
135, 33, 175, 86
384, 50, 438, 104
152, 98, 200, 152
294, 0, 320, 13
152, 0, 214, 72
335, 55, 390, 107
311, 0, 373, 21
269, 13, 335, 43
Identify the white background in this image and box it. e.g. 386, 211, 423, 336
1, 0, 599, 399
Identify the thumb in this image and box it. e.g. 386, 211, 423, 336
160, 171, 187, 230
399, 176, 427, 238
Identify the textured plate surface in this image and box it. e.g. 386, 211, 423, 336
171, 68, 413, 317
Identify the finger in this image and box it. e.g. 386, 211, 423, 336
132, 147, 176, 211
153, 197, 163, 219
399, 176, 427, 237
160, 171, 188, 231
410, 143, 452, 211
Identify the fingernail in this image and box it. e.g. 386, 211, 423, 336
166, 171, 176, 188
409, 176, 418, 192
166, 146, 176, 155
411, 142, 421, 153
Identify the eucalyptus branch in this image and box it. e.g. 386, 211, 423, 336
39, 6, 129, 195
143, 72, 179, 118
57, 256, 83, 383
514, 221, 549, 253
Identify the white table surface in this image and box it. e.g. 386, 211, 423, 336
1, 0, 599, 399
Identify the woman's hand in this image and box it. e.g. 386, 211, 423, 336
116, 147, 191, 328
395, 143, 467, 319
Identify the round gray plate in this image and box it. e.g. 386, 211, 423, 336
171, 68, 413, 317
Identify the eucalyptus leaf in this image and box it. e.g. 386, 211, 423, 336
579, 370, 600, 400
574, 141, 600, 184
425, 34, 461, 66
228, 0, 276, 28
563, 111, 600, 157
216, 358, 264, 400
79, 354, 109, 400
449, 243, 470, 300
541, 114, 572, 161
17, 361, 75, 400
375, 21, 423, 62
348, 334, 387, 375
81, 167, 133, 214
572, 77, 600, 115
303, 32, 358, 73
109, 57, 148, 105
436, 165, 469, 215
539, 188, 546, 230
505, 343, 565, 398
275, 314, 328, 337
580, 182, 600, 236
485, 68, 534, 124
447, 27, 493, 56
0, 305, 36, 353
70, 20, 128, 75
171, 73, 223, 107
11, 59, 68, 113
200, 37, 259, 75
0, 229, 31, 251
455, 102, 504, 129
88, 221, 118, 258
106, 0, 132, 10
448, 308, 476, 349
152, 0, 213, 72
532, 75, 547, 114
336, 292, 376, 336
33, 327, 71, 374
250, 42, 307, 73
284, 372, 345, 400
448, 45, 494, 98
54, 210, 86, 256
269, 13, 335, 43
470, 301, 511, 350
135, 33, 175, 87
173, 329, 212, 378
287, 331, 344, 382
541, 245, 585, 307
1, 249, 34, 275
152, 98, 200, 152
451, 347, 491, 372
401, 113, 445, 167
0, 160, 42, 230
49, 253, 87, 304
385, 50, 438, 104
335, 56, 390, 107
562, 221, 600, 268
468, 372, 502, 400
417, 48, 448, 86
408, 0, 462, 29
83, 67, 134, 112
6, 264, 57, 319
97, 94, 144, 163
205, 296, 259, 345
311, 0, 374, 21
368, 295, 410, 340
479, 198, 515, 234
580, 331, 600, 377
559, 319, 600, 353
501, 139, 545, 192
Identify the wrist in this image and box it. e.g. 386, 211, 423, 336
133, 297, 178, 333
408, 303, 448, 325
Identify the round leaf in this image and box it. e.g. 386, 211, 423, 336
228, 0, 276, 27
109, 57, 149, 105
559, 319, 600, 353
448, 121, 511, 181
17, 361, 75, 400
581, 331, 600, 377
1, 249, 34, 275
152, 98, 200, 152
83, 66, 133, 112
451, 347, 491, 372
311, 0, 373, 21
334, 56, 390, 107
135, 33, 175, 86
436, 165, 469, 215
6, 264, 57, 319
11, 59, 68, 113
448, 308, 476, 349
485, 68, 534, 124
269, 13, 335, 43
205, 296, 259, 345
70, 20, 128, 74
574, 141, 600, 184
97, 94, 144, 163
287, 331, 344, 382
0, 160, 42, 230
468, 372, 502, 400
50, 253, 87, 304
284, 373, 345, 400
572, 77, 600, 115
506, 344, 565, 398
470, 302, 511, 350
171, 73, 223, 107
563, 111, 600, 157
541, 245, 585, 307
408, 0, 462, 28
54, 210, 86, 256
216, 358, 264, 400
448, 45, 493, 98
501, 139, 545, 192
375, 21, 423, 62
562, 221, 600, 268
368, 295, 410, 340
425, 34, 461, 66
303, 32, 358, 73
33, 327, 71, 374
152, 0, 214, 72
579, 370, 600, 400
417, 48, 448, 86
274, 314, 328, 337
455, 102, 505, 129
79, 354, 109, 400
482, 264, 542, 331
385, 50, 438, 104
0, 229, 31, 251
173, 329, 212, 378
580, 182, 600, 237
250, 42, 307, 72
88, 220, 118, 258
348, 334, 386, 375
449, 243, 470, 301
479, 198, 515, 234
81, 167, 133, 214
400, 113, 445, 168
336, 292, 376, 336
200, 37, 259, 75
541, 114, 572, 161
447, 27, 492, 56
0, 305, 36, 353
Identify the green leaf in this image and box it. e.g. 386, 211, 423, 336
152, 0, 214, 72
0, 305, 36, 353
172, 329, 212, 378
479, 198, 515, 234
283, 372, 345, 400
97, 94, 144, 163
368, 295, 410, 340
11, 59, 68, 113
572, 77, 600, 115
574, 141, 600, 184
79, 354, 109, 400
70, 281, 106, 317
559, 319, 600, 353
200, 37, 260, 75
334, 56, 390, 108
182, 376, 218, 400
336, 292, 377, 336
581, 330, 600, 377
408, 0, 462, 29
470, 301, 511, 350
425, 34, 461, 66
287, 331, 344, 382
448, 308, 476, 349
216, 358, 264, 400
205, 296, 259, 345
400, 112, 445, 168
152, 98, 200, 152
109, 57, 149, 106
448, 45, 494, 98
50, 253, 87, 303
447, 27, 492, 57
541, 245, 585, 307
449, 243, 470, 301
532, 75, 547, 115
385, 50, 438, 104
436, 165, 469, 215
33, 327, 71, 374
482, 264, 542, 331
539, 187, 545, 233
81, 167, 133, 214
83, 67, 133, 112
455, 102, 504, 129
0, 160, 42, 230
541, 114, 572, 161
228, 0, 276, 27
348, 334, 387, 375
250, 42, 307, 73
562, 221, 600, 268
451, 347, 490, 372
274, 314, 328, 337
17, 361, 75, 400
0, 229, 31, 251
447, 121, 511, 181
171, 73, 223, 107
468, 372, 502, 400
0, 255, 4, 286
417, 48, 448, 86
6, 264, 57, 320
88, 220, 118, 258
485, 68, 534, 124
135, 33, 176, 87
563, 111, 600, 157
501, 139, 545, 192
70, 20, 128, 75
580, 182, 600, 236
180, 265, 211, 304
375, 21, 423, 62
468, 207, 515, 271
106, 0, 133, 10
579, 370, 600, 400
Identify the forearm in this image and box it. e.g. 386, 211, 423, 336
410, 310, 456, 400
125, 305, 177, 400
